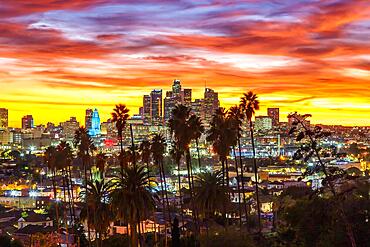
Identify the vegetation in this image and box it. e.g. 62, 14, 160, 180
21, 91, 367, 247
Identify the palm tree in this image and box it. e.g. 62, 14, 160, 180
44, 146, 60, 231
74, 126, 95, 245
240, 91, 261, 232
139, 140, 151, 181
206, 108, 236, 229
188, 115, 205, 171
96, 152, 107, 179
150, 134, 171, 226
111, 165, 156, 247
56, 141, 75, 230
228, 106, 249, 226
168, 104, 198, 232
80, 179, 113, 247
206, 108, 235, 187
194, 170, 231, 232
111, 104, 130, 173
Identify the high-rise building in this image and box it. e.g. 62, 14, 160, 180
0, 108, 8, 129
61, 117, 79, 139
255, 116, 273, 131
22, 115, 34, 129
203, 88, 219, 124
89, 109, 101, 136
267, 108, 279, 126
101, 118, 116, 137
142, 95, 151, 125
164, 94, 175, 123
172, 79, 181, 95
182, 88, 192, 106
85, 109, 93, 130
150, 89, 162, 125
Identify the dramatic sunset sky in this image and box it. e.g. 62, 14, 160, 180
1, 0, 369, 127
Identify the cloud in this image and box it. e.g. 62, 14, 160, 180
0, 0, 369, 126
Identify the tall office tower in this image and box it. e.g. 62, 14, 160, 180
142, 95, 151, 125
89, 109, 101, 136
85, 109, 93, 130
61, 117, 79, 139
172, 79, 181, 95
22, 115, 34, 129
191, 99, 204, 118
164, 93, 175, 123
182, 88, 192, 106
150, 89, 163, 125
255, 116, 273, 131
203, 88, 220, 124
0, 108, 8, 129
267, 108, 279, 127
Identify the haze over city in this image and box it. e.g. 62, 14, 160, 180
1, 0, 369, 127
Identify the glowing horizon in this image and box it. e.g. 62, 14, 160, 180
1, 0, 369, 127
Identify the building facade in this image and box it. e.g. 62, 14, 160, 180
21, 115, 34, 129
0, 108, 8, 129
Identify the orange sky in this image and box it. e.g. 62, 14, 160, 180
0, 0, 369, 127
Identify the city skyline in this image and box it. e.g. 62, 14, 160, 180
2, 80, 370, 129
0, 1, 369, 127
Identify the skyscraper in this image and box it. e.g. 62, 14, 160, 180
61, 117, 79, 139
172, 79, 181, 95
85, 109, 93, 130
142, 95, 151, 125
182, 88, 192, 106
0, 108, 8, 129
203, 88, 220, 124
267, 108, 279, 127
89, 109, 101, 136
164, 92, 175, 123
255, 116, 273, 131
150, 89, 162, 125
22, 115, 34, 129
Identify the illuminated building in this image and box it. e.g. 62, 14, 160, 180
142, 95, 151, 125
21, 115, 34, 129
182, 88, 192, 106
85, 109, 93, 130
150, 89, 162, 125
89, 109, 101, 136
61, 117, 79, 139
0, 108, 8, 129
203, 88, 219, 125
255, 116, 273, 131
0, 129, 13, 144
101, 118, 116, 138
164, 92, 175, 123
172, 79, 181, 95
267, 108, 279, 127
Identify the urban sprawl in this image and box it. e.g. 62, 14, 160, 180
0, 80, 369, 247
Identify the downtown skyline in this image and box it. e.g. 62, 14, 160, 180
1, 0, 370, 127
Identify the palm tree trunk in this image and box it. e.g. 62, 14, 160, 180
119, 134, 124, 174
67, 165, 76, 223
186, 149, 198, 236
232, 146, 242, 229
237, 138, 249, 226
63, 169, 73, 227
176, 159, 185, 232
221, 160, 225, 186
249, 120, 261, 233
129, 124, 136, 168
62, 169, 70, 247
195, 138, 201, 171
52, 169, 60, 233
83, 156, 92, 247
160, 160, 171, 225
